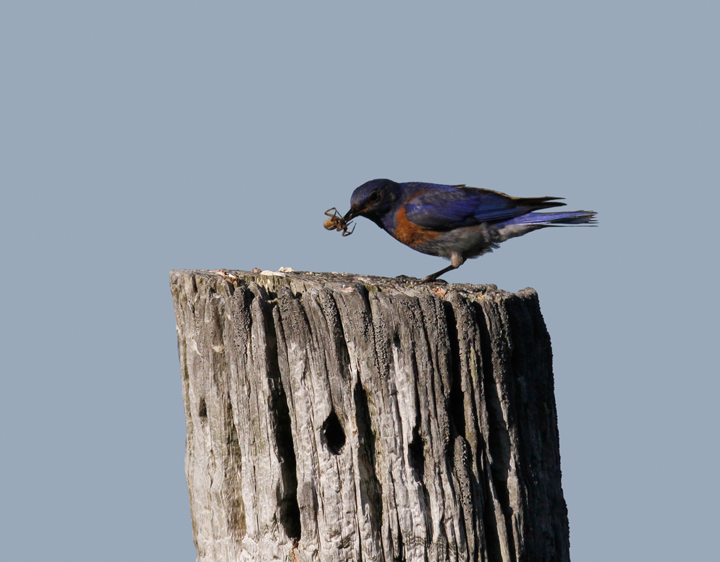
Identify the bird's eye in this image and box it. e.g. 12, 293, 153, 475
368, 191, 380, 203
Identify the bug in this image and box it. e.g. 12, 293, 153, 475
323, 207, 355, 237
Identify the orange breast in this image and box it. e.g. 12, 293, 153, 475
393, 206, 439, 248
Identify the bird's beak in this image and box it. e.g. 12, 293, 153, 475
343, 207, 360, 221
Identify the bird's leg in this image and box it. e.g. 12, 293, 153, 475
422, 254, 466, 283
421, 264, 457, 283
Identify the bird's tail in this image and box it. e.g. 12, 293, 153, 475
511, 210, 598, 226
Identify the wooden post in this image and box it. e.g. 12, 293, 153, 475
170, 270, 570, 562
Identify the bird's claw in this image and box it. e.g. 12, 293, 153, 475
421, 276, 448, 284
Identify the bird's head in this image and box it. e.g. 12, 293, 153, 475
344, 179, 400, 225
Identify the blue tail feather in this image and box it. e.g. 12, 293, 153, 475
507, 210, 597, 227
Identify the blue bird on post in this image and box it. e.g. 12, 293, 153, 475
335, 179, 596, 282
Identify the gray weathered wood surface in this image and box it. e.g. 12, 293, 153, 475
170, 269, 570, 562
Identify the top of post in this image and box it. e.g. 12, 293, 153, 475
169, 268, 536, 304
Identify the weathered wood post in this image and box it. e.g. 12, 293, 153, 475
170, 270, 570, 562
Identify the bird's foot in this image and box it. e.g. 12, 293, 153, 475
421, 275, 448, 284
421, 264, 457, 283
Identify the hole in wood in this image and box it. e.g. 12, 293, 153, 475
353, 380, 383, 530
321, 410, 346, 455
409, 426, 425, 481
198, 397, 207, 419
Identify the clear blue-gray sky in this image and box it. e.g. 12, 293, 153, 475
1, 2, 718, 561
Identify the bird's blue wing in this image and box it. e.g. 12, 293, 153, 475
404, 185, 539, 229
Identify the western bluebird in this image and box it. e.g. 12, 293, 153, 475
341, 179, 596, 282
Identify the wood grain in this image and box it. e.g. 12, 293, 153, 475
170, 270, 569, 562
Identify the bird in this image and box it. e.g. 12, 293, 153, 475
342, 179, 597, 282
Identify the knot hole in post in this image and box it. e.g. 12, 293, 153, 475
321, 410, 346, 455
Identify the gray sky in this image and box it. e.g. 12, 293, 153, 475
1, 2, 718, 560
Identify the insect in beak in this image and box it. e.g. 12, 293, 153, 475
323, 208, 356, 237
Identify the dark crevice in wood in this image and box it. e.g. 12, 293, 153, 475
353, 378, 383, 539
480, 451, 504, 562
408, 345, 424, 484
471, 303, 503, 562
408, 425, 425, 482
395, 523, 405, 562
224, 399, 246, 539
224, 280, 236, 296
444, 301, 479, 559
261, 299, 301, 541
443, 300, 467, 443
476, 302, 517, 562
322, 291, 353, 385
321, 409, 346, 455
198, 397, 207, 420
408, 326, 434, 537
